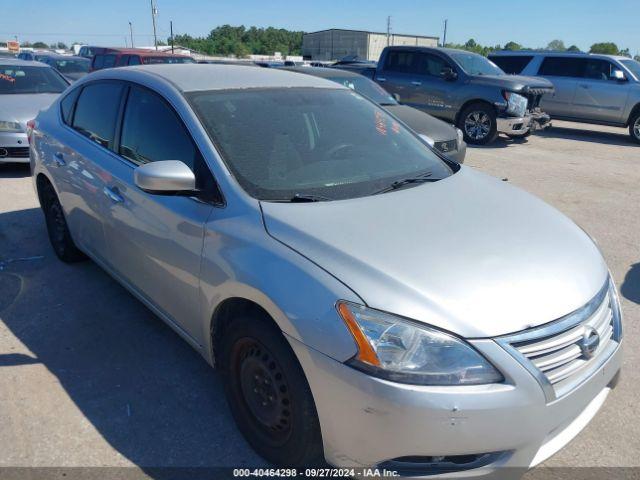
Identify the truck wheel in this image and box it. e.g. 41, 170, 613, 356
220, 314, 324, 466
41, 183, 86, 263
630, 110, 640, 145
458, 103, 498, 145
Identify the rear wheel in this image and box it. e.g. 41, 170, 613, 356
220, 315, 324, 466
629, 110, 640, 145
41, 183, 86, 263
458, 103, 498, 145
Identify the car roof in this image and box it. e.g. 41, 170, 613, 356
91, 64, 347, 92
282, 66, 362, 79
488, 51, 629, 61
100, 48, 190, 57
0, 58, 51, 67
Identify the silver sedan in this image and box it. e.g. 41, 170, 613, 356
30, 64, 622, 476
1, 58, 68, 163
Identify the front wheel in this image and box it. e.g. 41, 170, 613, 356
220, 315, 324, 466
629, 110, 640, 145
458, 103, 498, 145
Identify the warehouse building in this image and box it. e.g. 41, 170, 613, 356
302, 28, 439, 62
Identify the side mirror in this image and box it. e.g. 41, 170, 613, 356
441, 67, 458, 81
612, 69, 627, 81
134, 160, 196, 195
393, 93, 401, 103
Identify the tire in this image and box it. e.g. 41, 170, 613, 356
220, 315, 324, 466
41, 183, 86, 263
458, 103, 498, 145
629, 110, 640, 145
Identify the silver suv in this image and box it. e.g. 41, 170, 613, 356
489, 51, 640, 143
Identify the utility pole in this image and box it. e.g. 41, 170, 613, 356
442, 19, 448, 47
386, 16, 392, 47
150, 0, 158, 50
129, 22, 134, 48
170, 20, 174, 53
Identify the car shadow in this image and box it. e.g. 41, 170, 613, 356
0, 163, 31, 178
0, 207, 265, 474
467, 134, 530, 150
621, 263, 640, 305
537, 125, 634, 147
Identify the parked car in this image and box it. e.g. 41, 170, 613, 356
489, 51, 640, 144
31, 64, 622, 476
0, 59, 68, 163
362, 46, 554, 144
40, 54, 90, 82
90, 48, 195, 71
284, 66, 466, 162
17, 50, 54, 62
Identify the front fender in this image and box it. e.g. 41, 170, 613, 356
199, 207, 360, 365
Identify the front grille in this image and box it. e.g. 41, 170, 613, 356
434, 139, 457, 154
497, 280, 622, 402
0, 146, 29, 158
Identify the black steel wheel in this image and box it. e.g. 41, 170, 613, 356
221, 315, 324, 466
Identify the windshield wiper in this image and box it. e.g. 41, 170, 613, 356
288, 194, 333, 203
373, 172, 438, 195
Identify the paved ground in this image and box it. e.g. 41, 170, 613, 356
0, 120, 638, 476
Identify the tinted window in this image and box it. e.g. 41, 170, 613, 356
116, 55, 130, 67
188, 88, 453, 201
489, 55, 533, 74
128, 55, 141, 66
416, 53, 447, 77
120, 86, 198, 169
72, 82, 124, 149
54, 59, 90, 74
584, 59, 616, 80
102, 54, 117, 68
60, 88, 81, 124
384, 51, 419, 74
0, 65, 68, 94
92, 55, 105, 69
538, 57, 586, 77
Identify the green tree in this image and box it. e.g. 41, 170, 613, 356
567, 45, 581, 52
503, 41, 522, 51
589, 42, 619, 55
31, 41, 49, 49
546, 39, 566, 51
635, 54, 640, 62
618, 48, 631, 58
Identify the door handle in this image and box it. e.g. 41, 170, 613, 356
53, 152, 66, 167
411, 81, 423, 86
103, 186, 124, 204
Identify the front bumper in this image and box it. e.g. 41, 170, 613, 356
496, 116, 531, 135
288, 335, 622, 477
0, 131, 30, 163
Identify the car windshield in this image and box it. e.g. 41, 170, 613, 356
54, 59, 90, 73
188, 88, 454, 201
450, 51, 505, 76
621, 59, 640, 80
143, 56, 195, 64
326, 74, 397, 105
0, 65, 68, 94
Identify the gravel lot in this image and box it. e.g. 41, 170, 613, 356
0, 120, 638, 476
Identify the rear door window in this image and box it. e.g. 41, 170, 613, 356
384, 51, 418, 74
538, 57, 586, 77
72, 82, 125, 149
489, 55, 533, 74
128, 55, 141, 65
116, 55, 130, 67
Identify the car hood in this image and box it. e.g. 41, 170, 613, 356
261, 167, 608, 338
384, 104, 457, 141
0, 93, 60, 127
469, 74, 555, 93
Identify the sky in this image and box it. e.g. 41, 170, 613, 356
3, 0, 639, 54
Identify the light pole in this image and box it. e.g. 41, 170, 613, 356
150, 0, 158, 50
129, 22, 134, 48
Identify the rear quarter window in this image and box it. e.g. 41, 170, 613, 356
489, 55, 533, 74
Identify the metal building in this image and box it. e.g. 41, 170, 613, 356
302, 29, 439, 62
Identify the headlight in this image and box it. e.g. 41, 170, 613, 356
504, 92, 528, 117
456, 127, 464, 145
337, 302, 504, 385
0, 121, 23, 132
